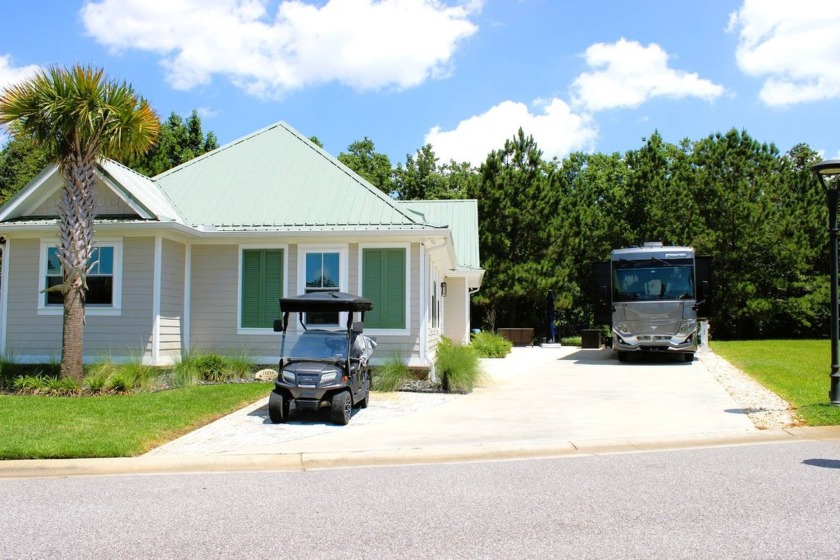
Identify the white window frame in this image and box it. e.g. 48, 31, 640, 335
38, 238, 123, 316
358, 242, 411, 336
296, 244, 349, 329
237, 243, 288, 335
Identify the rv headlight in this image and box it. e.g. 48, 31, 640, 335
614, 323, 631, 335
281, 370, 296, 384
320, 371, 338, 383
677, 320, 697, 335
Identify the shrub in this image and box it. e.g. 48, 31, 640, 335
373, 353, 411, 392
174, 351, 255, 385
13, 374, 49, 393
13, 374, 81, 395
223, 350, 256, 380
560, 336, 582, 347
436, 337, 484, 393
84, 361, 118, 393
470, 331, 512, 358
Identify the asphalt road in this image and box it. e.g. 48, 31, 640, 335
2, 440, 839, 559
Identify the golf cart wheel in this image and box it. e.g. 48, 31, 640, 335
617, 351, 629, 363
684, 353, 695, 363
331, 391, 352, 425
268, 390, 289, 423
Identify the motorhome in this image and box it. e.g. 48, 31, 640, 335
594, 243, 711, 362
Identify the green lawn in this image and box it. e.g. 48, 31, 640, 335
711, 340, 840, 426
0, 383, 271, 460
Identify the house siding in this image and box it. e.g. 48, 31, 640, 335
443, 276, 469, 345
159, 238, 185, 362
32, 181, 138, 217
190, 244, 283, 362
5, 236, 155, 361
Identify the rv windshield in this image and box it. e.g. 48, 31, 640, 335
613, 262, 694, 302
281, 330, 349, 361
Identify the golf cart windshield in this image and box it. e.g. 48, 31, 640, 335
282, 330, 349, 361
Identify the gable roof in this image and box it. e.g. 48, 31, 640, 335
0, 160, 181, 223
398, 199, 480, 270
153, 121, 428, 231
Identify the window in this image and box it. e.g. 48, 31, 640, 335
41, 242, 121, 313
240, 248, 284, 329
305, 252, 340, 325
362, 248, 406, 329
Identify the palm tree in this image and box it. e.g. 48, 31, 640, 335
0, 65, 159, 379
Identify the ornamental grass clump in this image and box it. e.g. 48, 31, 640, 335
436, 337, 485, 393
373, 353, 412, 392
173, 351, 255, 386
470, 331, 512, 358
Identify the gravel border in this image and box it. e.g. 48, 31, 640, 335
697, 346, 799, 429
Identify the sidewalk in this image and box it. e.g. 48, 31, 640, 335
3, 346, 839, 478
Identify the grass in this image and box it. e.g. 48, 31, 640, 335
437, 337, 485, 393
470, 331, 512, 358
372, 353, 412, 392
0, 383, 271, 459
711, 339, 840, 426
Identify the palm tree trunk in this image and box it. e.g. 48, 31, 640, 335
58, 156, 96, 380
61, 286, 85, 380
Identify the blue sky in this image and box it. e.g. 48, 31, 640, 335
2, 0, 840, 167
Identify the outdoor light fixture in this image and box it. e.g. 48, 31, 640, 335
811, 159, 840, 406
440, 281, 447, 297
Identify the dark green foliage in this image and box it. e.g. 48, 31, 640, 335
470, 331, 512, 358
0, 134, 50, 205
436, 337, 484, 393
126, 110, 218, 176
467, 128, 568, 332
338, 137, 394, 194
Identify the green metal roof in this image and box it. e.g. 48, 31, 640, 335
398, 199, 480, 269
153, 121, 427, 230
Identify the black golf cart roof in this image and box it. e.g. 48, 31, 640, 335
280, 292, 373, 313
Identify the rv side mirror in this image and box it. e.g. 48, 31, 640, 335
700, 280, 709, 299
273, 319, 284, 333
352, 321, 364, 334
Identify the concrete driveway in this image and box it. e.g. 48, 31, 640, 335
145, 345, 773, 462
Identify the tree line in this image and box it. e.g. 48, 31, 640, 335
1, 111, 829, 341
333, 128, 829, 341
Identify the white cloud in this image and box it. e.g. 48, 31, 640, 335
728, 0, 840, 106
80, 0, 480, 97
570, 38, 724, 112
424, 98, 597, 166
0, 55, 41, 95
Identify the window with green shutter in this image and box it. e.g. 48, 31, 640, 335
241, 249, 284, 328
362, 248, 406, 329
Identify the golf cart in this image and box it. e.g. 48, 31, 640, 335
268, 292, 376, 425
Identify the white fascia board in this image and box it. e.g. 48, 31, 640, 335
0, 164, 60, 221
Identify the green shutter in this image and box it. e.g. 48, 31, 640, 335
363, 248, 405, 329
241, 249, 283, 328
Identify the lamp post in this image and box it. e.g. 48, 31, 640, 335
811, 159, 840, 406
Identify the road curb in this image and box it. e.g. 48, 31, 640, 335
3, 426, 838, 479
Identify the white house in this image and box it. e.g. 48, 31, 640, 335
0, 121, 483, 370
